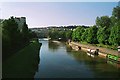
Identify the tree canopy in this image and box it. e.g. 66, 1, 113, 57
2, 16, 37, 60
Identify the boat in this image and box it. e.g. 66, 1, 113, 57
106, 54, 120, 63
87, 49, 99, 57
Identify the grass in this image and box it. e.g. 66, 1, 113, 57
80, 41, 117, 50
2, 40, 42, 78
96, 44, 117, 50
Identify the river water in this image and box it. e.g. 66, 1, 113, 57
34, 40, 120, 78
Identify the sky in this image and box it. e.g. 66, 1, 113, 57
0, 2, 118, 28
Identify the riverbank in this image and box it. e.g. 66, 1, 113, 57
68, 41, 120, 62
2, 39, 42, 78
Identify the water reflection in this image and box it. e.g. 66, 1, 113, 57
35, 40, 120, 78
48, 41, 60, 51
107, 60, 120, 69
66, 45, 120, 78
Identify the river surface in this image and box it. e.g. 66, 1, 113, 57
34, 40, 120, 78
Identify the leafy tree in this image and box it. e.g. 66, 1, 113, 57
2, 16, 36, 60
81, 28, 89, 42
49, 30, 59, 40
97, 26, 110, 45
66, 30, 73, 40
112, 6, 120, 20
2, 17, 20, 47
28, 29, 37, 39
96, 16, 111, 28
58, 31, 66, 40
87, 26, 98, 44
72, 29, 77, 41
2, 17, 21, 59
21, 22, 29, 43
110, 16, 117, 27
108, 5, 120, 46
72, 26, 85, 41
109, 20, 120, 46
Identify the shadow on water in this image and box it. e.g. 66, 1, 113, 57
48, 41, 60, 52
66, 45, 120, 78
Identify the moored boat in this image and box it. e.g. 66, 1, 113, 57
87, 49, 99, 57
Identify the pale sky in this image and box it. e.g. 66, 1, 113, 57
0, 2, 118, 28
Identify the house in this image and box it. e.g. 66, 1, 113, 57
14, 17, 26, 32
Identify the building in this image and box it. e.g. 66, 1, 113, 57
14, 17, 26, 32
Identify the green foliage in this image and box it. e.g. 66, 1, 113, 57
96, 16, 111, 28
2, 16, 37, 60
72, 4, 120, 49
28, 29, 37, 39
108, 6, 120, 46
65, 30, 73, 39
72, 29, 77, 41
110, 16, 117, 27
2, 17, 21, 57
72, 26, 85, 41
48, 28, 73, 41
97, 27, 105, 44
49, 30, 59, 40
81, 28, 89, 41
3, 40, 41, 78
109, 20, 120, 46
112, 6, 120, 20
87, 26, 98, 44
21, 22, 29, 43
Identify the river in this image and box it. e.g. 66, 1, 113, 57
34, 40, 120, 78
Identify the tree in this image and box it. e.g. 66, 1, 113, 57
72, 29, 77, 41
81, 28, 89, 42
2, 16, 35, 60
87, 26, 98, 44
2, 17, 22, 59
109, 21, 120, 46
28, 29, 37, 39
97, 26, 110, 45
21, 22, 29, 43
108, 5, 120, 46
58, 31, 66, 40
73, 26, 85, 41
96, 16, 111, 28
66, 30, 73, 40
112, 6, 120, 20
110, 16, 117, 27
2, 17, 19, 47
48, 30, 59, 40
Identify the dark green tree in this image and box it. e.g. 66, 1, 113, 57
96, 16, 111, 28
112, 6, 120, 20
109, 20, 120, 46
66, 30, 73, 40
72, 29, 77, 41
108, 5, 120, 46
2, 16, 35, 60
21, 22, 29, 43
2, 17, 22, 59
48, 30, 59, 40
81, 28, 89, 42
97, 26, 110, 44
73, 26, 85, 41
87, 26, 98, 44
